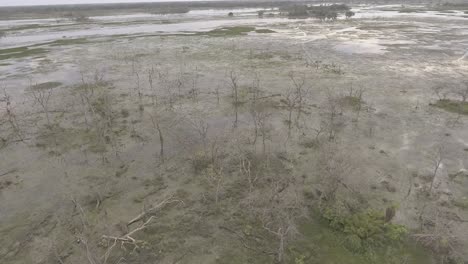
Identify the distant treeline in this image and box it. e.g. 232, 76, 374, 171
281, 4, 352, 19
0, 0, 465, 20
0, 1, 312, 18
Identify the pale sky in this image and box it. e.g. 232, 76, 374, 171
0, 0, 207, 6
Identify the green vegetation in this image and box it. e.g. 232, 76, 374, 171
341, 95, 364, 111
255, 29, 275, 33
203, 26, 255, 37
31, 82, 62, 90
293, 215, 432, 264
323, 209, 407, 247
431, 99, 468, 115
345, 11, 355, 18
0, 46, 47, 61
200, 27, 274, 37
453, 197, 468, 209
48, 38, 89, 46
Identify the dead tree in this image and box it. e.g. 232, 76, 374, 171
149, 114, 165, 163
229, 71, 239, 128
249, 72, 263, 146
455, 81, 468, 102
257, 110, 272, 156
31, 83, 53, 128
282, 72, 307, 136
204, 164, 224, 205
413, 209, 459, 262
283, 86, 299, 136
148, 66, 157, 105
428, 146, 444, 194
252, 172, 304, 263
2, 89, 24, 142
188, 116, 210, 152
190, 67, 199, 101
288, 72, 308, 129
215, 84, 221, 106
322, 90, 342, 142
101, 195, 183, 263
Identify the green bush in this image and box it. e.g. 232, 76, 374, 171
323, 208, 407, 249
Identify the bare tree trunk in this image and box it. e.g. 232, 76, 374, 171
156, 123, 164, 163
429, 149, 443, 194
230, 71, 239, 128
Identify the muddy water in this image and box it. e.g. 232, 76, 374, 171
1, 5, 466, 49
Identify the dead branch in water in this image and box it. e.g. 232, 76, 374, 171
127, 195, 183, 226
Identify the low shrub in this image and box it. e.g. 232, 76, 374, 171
323, 208, 407, 251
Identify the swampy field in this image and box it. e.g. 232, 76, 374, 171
0, 1, 468, 263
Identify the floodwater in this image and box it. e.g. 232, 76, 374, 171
0, 5, 466, 49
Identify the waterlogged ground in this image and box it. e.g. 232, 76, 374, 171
0, 3, 468, 264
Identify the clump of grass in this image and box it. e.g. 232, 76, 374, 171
204, 26, 255, 37
120, 109, 130, 118
31, 82, 62, 90
340, 95, 363, 111
0, 46, 47, 61
453, 197, 468, 209
252, 52, 275, 60
300, 138, 320, 149
255, 29, 275, 33
431, 99, 468, 115
191, 151, 213, 174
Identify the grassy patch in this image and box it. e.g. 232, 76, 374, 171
203, 26, 255, 37
340, 95, 364, 111
31, 81, 62, 90
431, 99, 468, 115
5, 23, 70, 32
48, 38, 89, 46
293, 214, 432, 264
0, 46, 47, 61
398, 8, 425, 13
191, 151, 213, 174
255, 29, 275, 33
453, 197, 468, 209
252, 52, 275, 60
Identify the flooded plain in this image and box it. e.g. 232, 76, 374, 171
0, 2, 468, 264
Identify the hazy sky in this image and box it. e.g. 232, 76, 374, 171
0, 0, 205, 6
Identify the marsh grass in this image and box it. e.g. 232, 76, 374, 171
255, 29, 275, 33
203, 26, 255, 37
453, 197, 468, 210
340, 95, 364, 111
31, 82, 62, 90
49, 38, 89, 46
431, 99, 468, 115
0, 46, 47, 61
